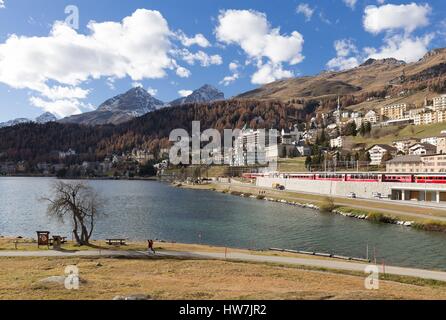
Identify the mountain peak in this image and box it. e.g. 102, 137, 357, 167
60, 87, 165, 126
421, 48, 446, 61
360, 57, 406, 67
170, 84, 225, 106
35, 112, 57, 124
97, 87, 164, 114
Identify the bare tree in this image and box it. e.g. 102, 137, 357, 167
43, 181, 103, 246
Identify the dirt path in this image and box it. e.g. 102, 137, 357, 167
1, 249, 446, 282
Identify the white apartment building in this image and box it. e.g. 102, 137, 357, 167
233, 129, 273, 166
438, 136, 446, 154
414, 111, 435, 126
367, 144, 398, 166
407, 108, 426, 119
364, 110, 378, 123
330, 136, 345, 149
433, 94, 446, 111
392, 138, 420, 154
408, 143, 436, 156
437, 110, 446, 123
414, 109, 446, 125
381, 103, 407, 120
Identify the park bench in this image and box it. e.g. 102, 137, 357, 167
106, 239, 127, 246
12, 238, 37, 250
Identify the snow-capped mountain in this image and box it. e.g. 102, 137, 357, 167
60, 87, 165, 125
97, 86, 165, 116
0, 118, 32, 128
35, 112, 57, 124
170, 84, 225, 106
0, 112, 57, 128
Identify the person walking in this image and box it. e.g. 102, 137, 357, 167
148, 239, 156, 254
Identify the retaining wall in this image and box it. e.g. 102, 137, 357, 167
256, 177, 446, 200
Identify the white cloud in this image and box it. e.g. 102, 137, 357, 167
365, 33, 434, 63
106, 77, 116, 90
363, 3, 431, 34
343, 0, 357, 10
0, 9, 198, 117
215, 9, 304, 84
176, 49, 223, 67
176, 31, 210, 48
334, 39, 357, 57
178, 89, 193, 97
0, 1, 4, 9
220, 61, 240, 86
327, 56, 360, 71
326, 39, 360, 71
147, 86, 158, 96
296, 3, 314, 21
251, 62, 293, 85
318, 12, 332, 25
362, 3, 433, 63
176, 66, 191, 78
29, 97, 93, 118
132, 82, 143, 88
40, 85, 90, 101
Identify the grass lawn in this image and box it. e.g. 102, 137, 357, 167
2, 254, 446, 300
348, 123, 446, 149
278, 157, 308, 172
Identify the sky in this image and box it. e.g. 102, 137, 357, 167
0, 0, 445, 122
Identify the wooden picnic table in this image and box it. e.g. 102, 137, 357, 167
106, 239, 127, 246
49, 236, 68, 246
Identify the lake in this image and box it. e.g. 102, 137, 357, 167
1, 177, 445, 270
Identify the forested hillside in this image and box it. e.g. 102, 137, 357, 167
0, 99, 303, 164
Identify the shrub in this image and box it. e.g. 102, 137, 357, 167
367, 212, 396, 224
320, 197, 336, 212
413, 221, 446, 233
257, 195, 265, 200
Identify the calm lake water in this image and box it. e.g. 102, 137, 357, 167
1, 177, 445, 270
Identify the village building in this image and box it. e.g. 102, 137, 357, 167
367, 144, 398, 166
408, 143, 436, 156
437, 136, 446, 154
380, 103, 408, 121
131, 149, 154, 164
387, 154, 446, 173
58, 148, 76, 159
421, 136, 439, 146
330, 136, 345, 149
392, 138, 420, 154
364, 110, 378, 124
433, 94, 446, 111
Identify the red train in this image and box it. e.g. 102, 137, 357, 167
243, 172, 446, 184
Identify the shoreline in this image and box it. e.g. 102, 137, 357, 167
176, 181, 446, 234
0, 174, 159, 181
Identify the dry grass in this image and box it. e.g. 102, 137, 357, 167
278, 158, 308, 172
1, 256, 446, 300
348, 122, 446, 149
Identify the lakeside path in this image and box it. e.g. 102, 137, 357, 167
2, 249, 446, 282
212, 182, 446, 222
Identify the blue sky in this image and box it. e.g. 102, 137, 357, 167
0, 0, 445, 121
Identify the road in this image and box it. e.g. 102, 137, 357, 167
2, 249, 446, 282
